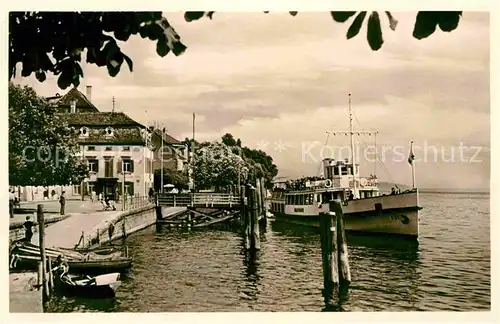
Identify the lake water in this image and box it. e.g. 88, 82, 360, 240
46, 192, 491, 312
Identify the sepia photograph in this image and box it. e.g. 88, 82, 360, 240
7, 9, 492, 316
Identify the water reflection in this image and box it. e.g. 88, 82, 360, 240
271, 219, 422, 311
44, 193, 489, 312
46, 294, 117, 313
240, 248, 261, 302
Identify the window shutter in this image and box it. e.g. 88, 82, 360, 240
130, 160, 134, 173
109, 159, 114, 177
129, 182, 134, 196
117, 160, 122, 173
95, 160, 99, 173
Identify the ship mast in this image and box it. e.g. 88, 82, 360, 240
326, 94, 378, 199
348, 94, 357, 199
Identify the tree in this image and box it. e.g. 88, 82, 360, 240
219, 133, 279, 188
9, 82, 89, 186
153, 167, 188, 191
221, 133, 238, 147
9, 11, 463, 89
193, 142, 249, 191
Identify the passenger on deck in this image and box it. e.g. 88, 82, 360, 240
391, 187, 396, 195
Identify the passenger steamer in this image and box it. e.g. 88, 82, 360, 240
268, 94, 422, 239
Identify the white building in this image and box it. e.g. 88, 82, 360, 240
18, 87, 154, 201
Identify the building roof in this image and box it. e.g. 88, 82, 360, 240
48, 87, 99, 112
76, 127, 147, 145
150, 128, 181, 145
56, 112, 144, 127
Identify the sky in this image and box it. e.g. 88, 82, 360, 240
13, 11, 490, 190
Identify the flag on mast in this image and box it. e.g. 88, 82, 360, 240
408, 141, 415, 165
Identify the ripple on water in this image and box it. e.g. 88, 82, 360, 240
46, 193, 490, 312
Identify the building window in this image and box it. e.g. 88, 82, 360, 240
87, 146, 96, 151
105, 127, 114, 136
88, 159, 99, 173
123, 146, 130, 151
125, 160, 133, 172
118, 158, 134, 174
80, 127, 89, 137
105, 147, 113, 151
73, 185, 80, 195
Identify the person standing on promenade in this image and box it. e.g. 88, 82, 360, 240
59, 191, 66, 215
9, 188, 15, 218
23, 215, 34, 243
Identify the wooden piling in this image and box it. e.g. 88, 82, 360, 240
37, 261, 43, 288
37, 204, 49, 301
319, 211, 338, 308
242, 186, 251, 250
255, 178, 263, 218
155, 205, 162, 220
250, 186, 261, 250
260, 177, 268, 224
48, 257, 54, 290
330, 200, 351, 288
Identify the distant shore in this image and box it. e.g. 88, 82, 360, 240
419, 189, 490, 195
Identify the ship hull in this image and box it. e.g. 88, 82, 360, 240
270, 191, 420, 239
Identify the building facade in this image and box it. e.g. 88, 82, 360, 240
54, 87, 154, 199
16, 86, 196, 201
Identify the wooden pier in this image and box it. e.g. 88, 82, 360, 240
156, 178, 269, 241
157, 193, 241, 209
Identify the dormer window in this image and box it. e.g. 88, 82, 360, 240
80, 127, 89, 137
70, 100, 77, 113
105, 127, 114, 137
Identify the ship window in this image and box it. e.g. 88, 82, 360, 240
305, 194, 310, 205
347, 166, 352, 175
334, 167, 340, 176
341, 167, 348, 175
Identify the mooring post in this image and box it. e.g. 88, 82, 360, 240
250, 186, 261, 250
260, 177, 268, 224
255, 178, 263, 219
319, 211, 339, 308
155, 205, 162, 221
37, 204, 49, 301
243, 186, 251, 250
330, 200, 351, 290
37, 261, 43, 288
48, 256, 53, 290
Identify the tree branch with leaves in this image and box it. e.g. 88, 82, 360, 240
9, 11, 463, 90
9, 83, 89, 186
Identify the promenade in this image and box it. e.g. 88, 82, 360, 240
26, 200, 123, 248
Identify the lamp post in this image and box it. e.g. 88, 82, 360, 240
161, 125, 165, 193
122, 159, 126, 211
